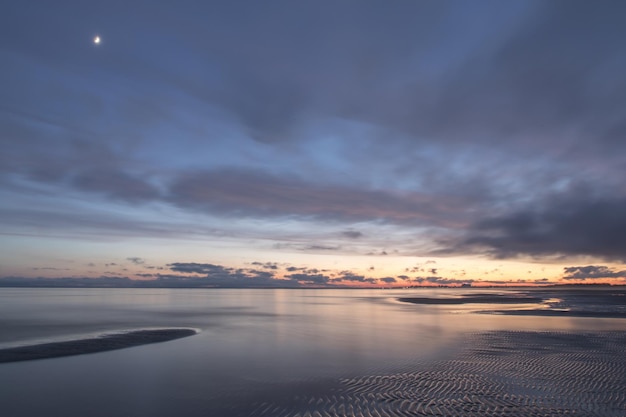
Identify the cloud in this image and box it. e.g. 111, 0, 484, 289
164, 262, 350, 287
332, 272, 377, 284
305, 245, 341, 251
167, 169, 470, 226
406, 260, 438, 274
251, 261, 279, 270
159, 264, 428, 287
413, 276, 474, 286
372, 1, 626, 163
285, 273, 330, 285
341, 230, 363, 239
160, 263, 294, 288
445, 195, 626, 261
562, 265, 626, 280
127, 257, 145, 265
72, 169, 160, 203
168, 262, 230, 275
32, 267, 69, 271
3, 0, 626, 276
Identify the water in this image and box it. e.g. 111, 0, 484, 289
1, 288, 625, 416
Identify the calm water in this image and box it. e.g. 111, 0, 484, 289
1, 288, 625, 416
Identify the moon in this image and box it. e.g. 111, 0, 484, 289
93, 35, 101, 45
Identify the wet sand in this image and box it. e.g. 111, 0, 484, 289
230, 289, 626, 416
238, 331, 626, 416
480, 309, 626, 318
399, 287, 626, 318
0, 328, 197, 363
398, 295, 542, 305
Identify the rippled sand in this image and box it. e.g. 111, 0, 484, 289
240, 331, 626, 417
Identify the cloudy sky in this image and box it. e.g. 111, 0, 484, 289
1, 0, 625, 287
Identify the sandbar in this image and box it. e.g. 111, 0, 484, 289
480, 309, 626, 318
398, 295, 542, 305
399, 288, 626, 318
0, 328, 197, 363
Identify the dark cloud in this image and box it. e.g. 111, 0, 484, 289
413, 276, 474, 286
160, 263, 294, 288
380, 277, 397, 284
447, 195, 626, 260
305, 245, 341, 251
405, 260, 438, 274
127, 257, 145, 265
332, 272, 377, 284
286, 273, 330, 285
251, 261, 279, 270
164, 262, 349, 287
341, 230, 363, 239
168, 262, 229, 275
562, 266, 626, 281
285, 267, 325, 275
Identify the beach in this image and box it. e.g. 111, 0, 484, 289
239, 330, 626, 416
1, 287, 625, 417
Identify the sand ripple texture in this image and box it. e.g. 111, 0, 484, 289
243, 331, 626, 417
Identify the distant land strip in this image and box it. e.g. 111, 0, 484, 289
0, 329, 197, 363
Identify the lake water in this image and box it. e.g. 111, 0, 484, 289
1, 288, 625, 416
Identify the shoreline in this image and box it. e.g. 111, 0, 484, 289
398, 287, 626, 318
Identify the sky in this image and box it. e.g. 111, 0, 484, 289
1, 0, 626, 287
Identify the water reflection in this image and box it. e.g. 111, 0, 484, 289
1, 288, 625, 417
